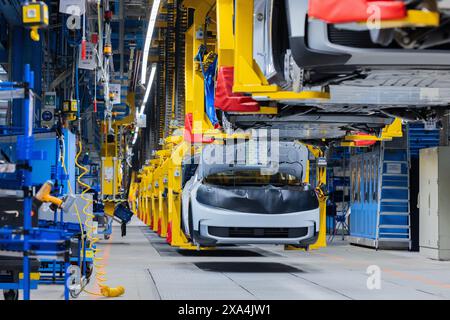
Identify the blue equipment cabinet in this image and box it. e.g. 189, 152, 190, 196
0, 129, 76, 189
349, 137, 411, 250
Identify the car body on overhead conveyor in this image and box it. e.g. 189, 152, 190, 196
224, 111, 396, 144
180, 141, 319, 248
252, 0, 450, 122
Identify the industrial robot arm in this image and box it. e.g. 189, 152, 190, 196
35, 180, 76, 213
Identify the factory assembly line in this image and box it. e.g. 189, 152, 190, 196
1, 0, 450, 310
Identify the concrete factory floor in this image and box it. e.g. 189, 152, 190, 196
14, 218, 450, 300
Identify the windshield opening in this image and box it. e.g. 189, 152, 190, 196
203, 170, 303, 187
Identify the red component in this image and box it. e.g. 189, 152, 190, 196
93, 99, 97, 113
184, 113, 215, 144
81, 39, 87, 60
214, 67, 260, 112
353, 133, 377, 147
91, 33, 98, 44
166, 221, 172, 244
354, 140, 377, 147
157, 218, 161, 235
308, 0, 406, 24
104, 10, 113, 22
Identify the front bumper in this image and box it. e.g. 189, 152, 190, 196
190, 196, 319, 246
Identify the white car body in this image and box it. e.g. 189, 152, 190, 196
181, 142, 320, 247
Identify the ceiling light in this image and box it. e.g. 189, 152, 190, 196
141, 0, 161, 85
132, 128, 140, 145
139, 64, 157, 115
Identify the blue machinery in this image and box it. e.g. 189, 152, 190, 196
0, 0, 136, 299
0, 66, 93, 300
349, 141, 411, 250
0, 65, 64, 300
346, 124, 441, 250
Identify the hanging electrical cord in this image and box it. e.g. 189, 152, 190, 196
57, 134, 85, 255
74, 138, 125, 298
57, 133, 89, 299
56, 0, 124, 298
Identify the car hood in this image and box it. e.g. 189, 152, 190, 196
195, 183, 319, 214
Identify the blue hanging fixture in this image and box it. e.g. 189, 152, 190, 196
195, 45, 219, 128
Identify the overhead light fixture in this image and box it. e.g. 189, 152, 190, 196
141, 0, 161, 85
139, 64, 157, 115
132, 128, 140, 145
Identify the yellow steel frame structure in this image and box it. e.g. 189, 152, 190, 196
356, 9, 440, 29
231, 0, 329, 101
285, 144, 327, 251
128, 172, 138, 215
133, 0, 219, 250
185, 0, 216, 134
131, 0, 406, 252
341, 118, 403, 147
135, 136, 202, 249
101, 93, 137, 216
307, 146, 327, 250
136, 165, 154, 226
167, 141, 198, 249
153, 150, 171, 237
149, 160, 160, 229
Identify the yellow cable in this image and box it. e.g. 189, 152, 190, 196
74, 139, 125, 298
59, 142, 85, 255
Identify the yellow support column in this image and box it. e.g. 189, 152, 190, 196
128, 172, 138, 215
184, 0, 216, 133
157, 158, 170, 238
233, 0, 277, 93
306, 145, 328, 249
137, 172, 144, 222
141, 167, 151, 226
147, 168, 155, 227
150, 160, 159, 230
310, 160, 328, 250
154, 166, 163, 234
286, 145, 327, 251
151, 170, 160, 232
216, 0, 235, 68
141, 172, 147, 224
167, 142, 195, 248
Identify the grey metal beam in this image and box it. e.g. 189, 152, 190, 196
229, 113, 393, 125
